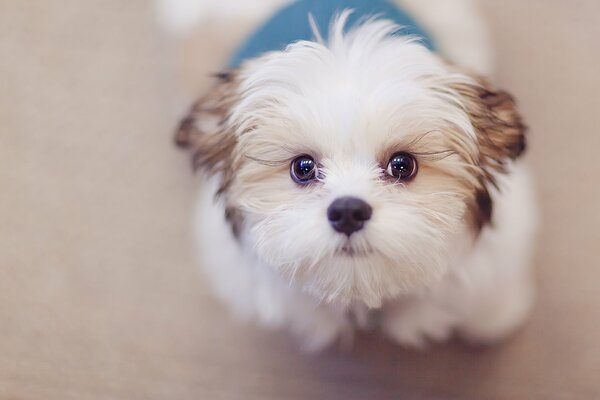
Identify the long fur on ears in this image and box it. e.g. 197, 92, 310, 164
175, 71, 239, 194
450, 73, 527, 229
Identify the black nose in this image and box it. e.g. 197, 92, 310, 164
327, 197, 372, 236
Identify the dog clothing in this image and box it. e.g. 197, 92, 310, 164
229, 0, 435, 67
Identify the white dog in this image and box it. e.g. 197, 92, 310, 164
166, 0, 537, 351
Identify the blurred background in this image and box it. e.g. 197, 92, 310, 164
1, 1, 599, 399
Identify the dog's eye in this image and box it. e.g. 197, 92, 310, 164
386, 152, 418, 181
291, 155, 317, 184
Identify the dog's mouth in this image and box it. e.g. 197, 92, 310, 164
335, 241, 374, 257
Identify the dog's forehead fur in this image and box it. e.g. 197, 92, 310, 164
232, 19, 476, 151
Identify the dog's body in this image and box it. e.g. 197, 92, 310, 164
167, 0, 537, 351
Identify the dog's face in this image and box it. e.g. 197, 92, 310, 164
177, 18, 526, 307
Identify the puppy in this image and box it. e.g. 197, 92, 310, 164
172, 0, 537, 351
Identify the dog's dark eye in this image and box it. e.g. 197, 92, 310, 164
291, 155, 317, 184
386, 152, 418, 181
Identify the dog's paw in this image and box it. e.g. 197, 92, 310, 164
457, 277, 535, 345
381, 298, 458, 349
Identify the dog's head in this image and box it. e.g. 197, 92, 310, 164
176, 15, 526, 307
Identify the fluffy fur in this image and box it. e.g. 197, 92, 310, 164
171, 3, 537, 350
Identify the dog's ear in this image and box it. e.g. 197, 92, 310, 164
175, 70, 240, 186
449, 72, 527, 230
451, 73, 527, 177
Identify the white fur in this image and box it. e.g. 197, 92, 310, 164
382, 164, 537, 347
172, 4, 536, 350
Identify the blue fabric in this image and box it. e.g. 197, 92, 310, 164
229, 0, 435, 67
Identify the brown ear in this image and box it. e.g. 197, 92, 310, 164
451, 73, 527, 230
175, 70, 240, 184
175, 71, 244, 236
452, 74, 527, 178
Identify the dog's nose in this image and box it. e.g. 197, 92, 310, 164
327, 197, 372, 236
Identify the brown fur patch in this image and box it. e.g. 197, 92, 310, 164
473, 187, 493, 231
175, 70, 242, 234
224, 206, 244, 239
174, 70, 240, 193
451, 73, 527, 230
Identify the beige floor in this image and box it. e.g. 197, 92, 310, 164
2, 1, 600, 399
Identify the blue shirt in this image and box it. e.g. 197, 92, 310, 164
229, 0, 435, 67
